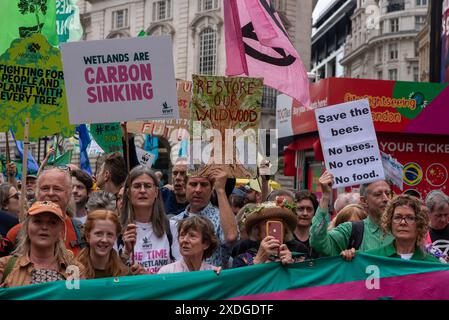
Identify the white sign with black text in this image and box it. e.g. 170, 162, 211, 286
315, 99, 385, 188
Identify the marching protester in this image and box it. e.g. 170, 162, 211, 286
86, 190, 117, 213
24, 174, 38, 206
77, 210, 144, 278
96, 152, 127, 198
328, 204, 367, 230
310, 171, 394, 256
232, 201, 308, 267
0, 201, 85, 287
425, 190, 449, 254
71, 169, 94, 224
161, 158, 189, 216
171, 166, 239, 268
334, 192, 361, 214
119, 166, 179, 274
229, 192, 245, 215
341, 195, 441, 263
116, 186, 125, 215
293, 190, 320, 259
0, 183, 21, 218
158, 216, 220, 274
0, 186, 19, 258
240, 179, 263, 205
6, 168, 86, 256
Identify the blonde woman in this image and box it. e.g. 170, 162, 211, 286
0, 201, 84, 287
341, 195, 441, 263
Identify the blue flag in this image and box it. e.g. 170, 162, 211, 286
76, 124, 92, 175
10, 131, 39, 174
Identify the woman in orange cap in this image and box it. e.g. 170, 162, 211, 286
0, 201, 85, 287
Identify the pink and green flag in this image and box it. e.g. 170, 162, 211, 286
1, 254, 449, 300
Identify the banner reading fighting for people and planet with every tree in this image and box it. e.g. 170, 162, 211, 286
1, 254, 449, 300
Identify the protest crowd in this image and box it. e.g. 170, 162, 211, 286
1, 148, 449, 288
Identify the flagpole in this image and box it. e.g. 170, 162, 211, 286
124, 122, 130, 174
5, 131, 10, 164
19, 118, 30, 222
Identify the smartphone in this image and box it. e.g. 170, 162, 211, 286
266, 220, 284, 243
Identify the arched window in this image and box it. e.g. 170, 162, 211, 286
198, 27, 217, 75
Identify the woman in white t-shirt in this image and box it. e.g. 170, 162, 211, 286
119, 166, 179, 273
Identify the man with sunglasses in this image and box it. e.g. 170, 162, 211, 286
310, 170, 394, 256
6, 168, 86, 256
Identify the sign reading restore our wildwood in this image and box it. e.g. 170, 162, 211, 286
60, 35, 178, 124
315, 99, 385, 188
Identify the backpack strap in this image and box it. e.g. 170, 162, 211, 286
70, 218, 86, 249
1, 255, 18, 285
347, 220, 365, 250
165, 219, 175, 262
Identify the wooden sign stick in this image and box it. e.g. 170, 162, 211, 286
19, 118, 30, 222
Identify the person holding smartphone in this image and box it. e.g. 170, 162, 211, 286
232, 201, 309, 268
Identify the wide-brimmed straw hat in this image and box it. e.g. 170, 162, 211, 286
244, 198, 298, 233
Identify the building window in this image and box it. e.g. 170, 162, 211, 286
377, 71, 383, 80
387, 0, 405, 13
414, 41, 419, 57
389, 43, 398, 60
415, 15, 426, 31
198, 0, 219, 12
416, 0, 427, 6
112, 9, 128, 30
152, 1, 172, 22
413, 67, 419, 82
389, 69, 398, 80
377, 46, 383, 63
198, 28, 217, 75
379, 21, 384, 35
271, 0, 286, 13
390, 18, 399, 33
262, 86, 277, 110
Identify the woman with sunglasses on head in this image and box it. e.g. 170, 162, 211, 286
119, 166, 180, 274
341, 195, 441, 263
0, 183, 21, 218
0, 183, 20, 257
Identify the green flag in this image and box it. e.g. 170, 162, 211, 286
56, 0, 83, 43
48, 150, 72, 165
0, 0, 58, 54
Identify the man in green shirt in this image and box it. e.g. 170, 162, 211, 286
310, 171, 394, 256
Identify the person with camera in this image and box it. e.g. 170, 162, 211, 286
232, 199, 309, 268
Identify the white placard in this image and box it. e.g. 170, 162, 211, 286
381, 151, 404, 190
60, 36, 178, 124
135, 147, 155, 168
315, 99, 385, 188
276, 94, 293, 138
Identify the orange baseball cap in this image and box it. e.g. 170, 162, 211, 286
28, 201, 65, 223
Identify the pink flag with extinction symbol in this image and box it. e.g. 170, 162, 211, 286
224, 0, 310, 108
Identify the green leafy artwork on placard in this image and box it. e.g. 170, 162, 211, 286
0, 33, 74, 140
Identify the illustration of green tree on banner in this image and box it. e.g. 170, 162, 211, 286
191, 75, 262, 178
0, 0, 58, 55
0, 33, 74, 140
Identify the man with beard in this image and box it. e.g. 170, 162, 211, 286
71, 169, 93, 224
24, 174, 38, 205
161, 159, 188, 216
310, 171, 394, 256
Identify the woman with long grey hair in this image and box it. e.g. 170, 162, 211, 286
119, 165, 179, 273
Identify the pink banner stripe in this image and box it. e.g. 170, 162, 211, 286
231, 270, 449, 300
